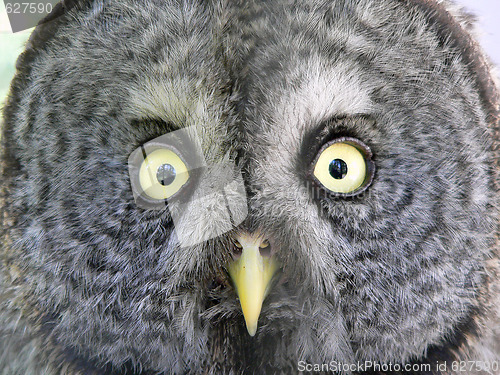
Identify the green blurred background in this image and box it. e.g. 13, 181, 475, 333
0, 2, 31, 107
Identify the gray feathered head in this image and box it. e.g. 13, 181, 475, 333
0, 0, 499, 373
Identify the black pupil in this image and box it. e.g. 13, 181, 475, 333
156, 164, 176, 186
329, 159, 348, 179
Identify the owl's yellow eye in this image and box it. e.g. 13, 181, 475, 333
313, 140, 368, 194
139, 149, 189, 200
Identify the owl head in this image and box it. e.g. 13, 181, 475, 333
1, 0, 498, 373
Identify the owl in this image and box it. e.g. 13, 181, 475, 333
0, 0, 499, 374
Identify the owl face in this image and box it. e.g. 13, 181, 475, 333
1, 0, 497, 373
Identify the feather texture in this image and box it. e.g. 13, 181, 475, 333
0, 0, 498, 373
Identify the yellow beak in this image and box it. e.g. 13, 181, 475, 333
227, 233, 278, 336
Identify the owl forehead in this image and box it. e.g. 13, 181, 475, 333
231, 0, 473, 169
244, 57, 373, 153
234, 16, 377, 179
89, 0, 234, 162
55, 0, 489, 177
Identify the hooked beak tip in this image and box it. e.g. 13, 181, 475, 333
227, 232, 278, 336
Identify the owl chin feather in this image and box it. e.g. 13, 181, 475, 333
0, 0, 499, 374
